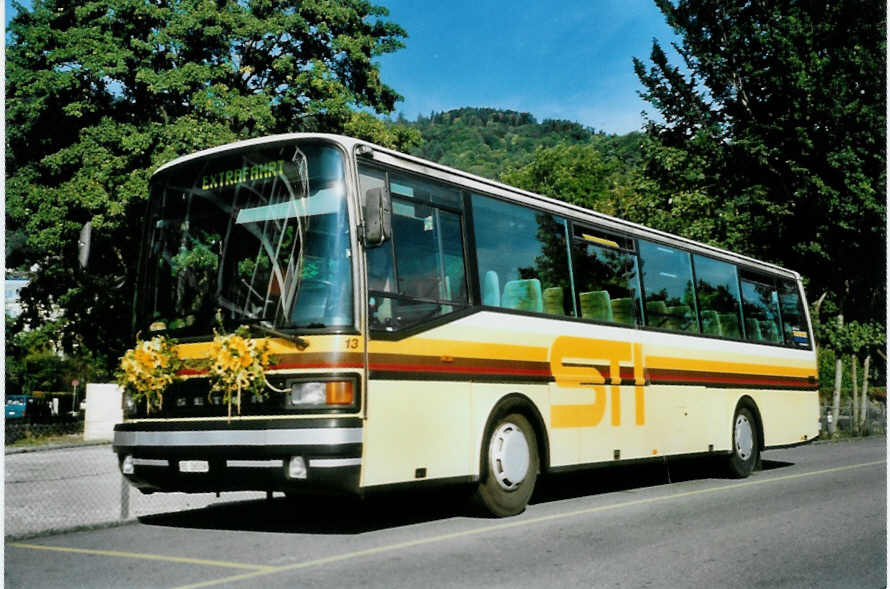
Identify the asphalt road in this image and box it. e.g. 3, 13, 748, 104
6, 437, 886, 588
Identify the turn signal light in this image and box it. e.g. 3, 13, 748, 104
326, 381, 354, 405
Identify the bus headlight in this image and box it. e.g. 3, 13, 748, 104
122, 392, 138, 418
286, 380, 355, 408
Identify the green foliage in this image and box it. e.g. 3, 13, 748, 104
6, 0, 407, 367
820, 321, 886, 357
345, 111, 422, 151
633, 0, 886, 324
5, 315, 109, 394
501, 144, 615, 211
403, 107, 644, 182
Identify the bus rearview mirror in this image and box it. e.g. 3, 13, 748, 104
363, 187, 392, 247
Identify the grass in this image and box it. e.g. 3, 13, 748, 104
6, 420, 87, 449
8, 432, 86, 448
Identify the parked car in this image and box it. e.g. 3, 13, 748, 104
5, 395, 27, 420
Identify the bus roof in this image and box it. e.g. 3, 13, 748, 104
153, 133, 801, 281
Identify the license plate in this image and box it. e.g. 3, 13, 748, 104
179, 460, 209, 473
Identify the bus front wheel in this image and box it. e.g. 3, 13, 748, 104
473, 413, 539, 517
727, 406, 759, 478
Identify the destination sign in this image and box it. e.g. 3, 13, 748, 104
201, 160, 286, 191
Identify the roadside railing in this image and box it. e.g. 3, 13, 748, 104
820, 401, 886, 437
6, 417, 85, 446
5, 440, 265, 539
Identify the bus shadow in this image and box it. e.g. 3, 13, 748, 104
139, 458, 795, 534
531, 456, 795, 505
138, 487, 470, 535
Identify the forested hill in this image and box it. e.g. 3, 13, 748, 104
398, 107, 644, 181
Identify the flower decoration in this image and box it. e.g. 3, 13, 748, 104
208, 326, 273, 419
117, 335, 182, 414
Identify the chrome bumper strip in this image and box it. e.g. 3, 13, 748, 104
226, 459, 285, 468
309, 458, 362, 468
132, 458, 169, 467
114, 428, 362, 447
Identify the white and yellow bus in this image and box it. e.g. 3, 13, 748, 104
113, 134, 819, 516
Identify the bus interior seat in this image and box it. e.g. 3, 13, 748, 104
701, 310, 721, 336
502, 279, 543, 313
482, 271, 500, 306
746, 319, 763, 341
645, 301, 668, 328
761, 320, 780, 342
719, 313, 741, 338
580, 291, 613, 322
611, 297, 636, 325
666, 305, 693, 331
372, 296, 393, 327
542, 286, 565, 316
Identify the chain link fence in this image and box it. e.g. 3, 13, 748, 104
5, 419, 265, 540
6, 417, 86, 446
820, 401, 886, 436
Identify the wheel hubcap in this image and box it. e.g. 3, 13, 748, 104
489, 422, 530, 491
735, 414, 754, 461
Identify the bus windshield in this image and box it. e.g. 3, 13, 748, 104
138, 141, 354, 337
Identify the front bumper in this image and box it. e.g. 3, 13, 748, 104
112, 417, 362, 495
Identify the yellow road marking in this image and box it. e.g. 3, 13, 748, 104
6, 544, 276, 571
173, 459, 885, 589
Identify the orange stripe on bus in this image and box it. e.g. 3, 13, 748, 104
645, 356, 815, 379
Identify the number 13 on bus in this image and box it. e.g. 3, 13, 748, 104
111, 134, 819, 517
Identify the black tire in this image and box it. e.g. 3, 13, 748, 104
727, 406, 759, 478
473, 412, 539, 517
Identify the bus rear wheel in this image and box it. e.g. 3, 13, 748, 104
473, 413, 539, 517
727, 406, 759, 478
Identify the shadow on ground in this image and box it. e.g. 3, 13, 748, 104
138, 456, 794, 535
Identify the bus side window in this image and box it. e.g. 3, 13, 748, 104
692, 254, 743, 339
639, 240, 699, 333
779, 280, 810, 348
572, 226, 641, 326
471, 194, 576, 317
740, 275, 782, 343
366, 170, 469, 331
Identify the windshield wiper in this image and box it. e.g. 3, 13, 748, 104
248, 321, 309, 350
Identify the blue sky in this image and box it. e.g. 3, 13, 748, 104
5, 0, 679, 134
376, 0, 680, 133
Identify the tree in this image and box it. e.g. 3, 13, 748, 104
500, 143, 626, 215
6, 0, 407, 367
632, 0, 886, 326
842, 321, 885, 434
816, 313, 886, 436
344, 111, 422, 151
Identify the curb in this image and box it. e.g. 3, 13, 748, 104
811, 434, 886, 446
5, 440, 112, 455
5, 518, 138, 542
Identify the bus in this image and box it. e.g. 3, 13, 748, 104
112, 133, 819, 516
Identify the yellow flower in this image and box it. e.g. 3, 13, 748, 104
116, 334, 182, 414
207, 328, 274, 416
